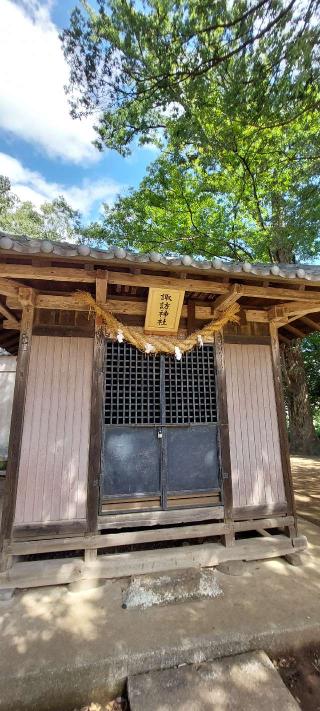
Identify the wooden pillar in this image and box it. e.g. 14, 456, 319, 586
95, 269, 108, 306
270, 323, 297, 534
187, 300, 196, 335
215, 331, 234, 546
86, 272, 107, 534
0, 289, 35, 570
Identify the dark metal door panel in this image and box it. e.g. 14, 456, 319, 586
102, 427, 161, 498
102, 340, 220, 509
166, 425, 220, 493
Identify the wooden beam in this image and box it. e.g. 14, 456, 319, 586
10, 523, 233, 555
241, 285, 320, 303
0, 303, 19, 324
0, 264, 95, 283
270, 300, 320, 314
0, 277, 23, 297
1, 263, 320, 301
7, 294, 217, 320
9, 294, 320, 330
9, 516, 294, 556
0, 534, 307, 589
269, 323, 297, 531
99, 506, 224, 529
246, 300, 320, 328
211, 283, 244, 318
224, 335, 271, 345
268, 301, 320, 321
245, 310, 269, 323
109, 271, 320, 302
2, 320, 20, 331
108, 271, 320, 302
0, 298, 35, 571
7, 294, 89, 312
301, 315, 320, 332
284, 323, 306, 338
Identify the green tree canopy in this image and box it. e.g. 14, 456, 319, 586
63, 0, 320, 262
0, 177, 81, 242
62, 0, 320, 155
83, 148, 320, 264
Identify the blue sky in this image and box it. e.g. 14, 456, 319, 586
0, 0, 156, 222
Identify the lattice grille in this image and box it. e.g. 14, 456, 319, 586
164, 345, 217, 424
104, 341, 217, 426
104, 341, 161, 425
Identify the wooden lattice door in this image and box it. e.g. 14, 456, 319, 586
101, 341, 220, 513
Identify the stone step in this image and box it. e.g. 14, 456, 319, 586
128, 650, 299, 711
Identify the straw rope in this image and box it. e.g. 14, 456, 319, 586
78, 291, 240, 356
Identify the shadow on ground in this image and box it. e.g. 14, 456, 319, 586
291, 455, 320, 526
0, 457, 319, 710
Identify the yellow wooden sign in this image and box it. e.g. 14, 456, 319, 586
144, 288, 185, 335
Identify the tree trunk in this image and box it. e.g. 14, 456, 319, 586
281, 340, 320, 456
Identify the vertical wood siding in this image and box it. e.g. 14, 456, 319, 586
224, 343, 286, 508
0, 356, 16, 458
15, 337, 93, 525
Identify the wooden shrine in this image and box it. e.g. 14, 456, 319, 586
0, 232, 319, 589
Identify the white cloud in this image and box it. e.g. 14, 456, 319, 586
0, 1, 99, 163
0, 152, 122, 216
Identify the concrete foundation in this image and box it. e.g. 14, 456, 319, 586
0, 518, 319, 711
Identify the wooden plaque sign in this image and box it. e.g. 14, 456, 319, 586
144, 287, 185, 335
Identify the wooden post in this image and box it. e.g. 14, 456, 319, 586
0, 289, 35, 571
96, 269, 108, 306
187, 300, 196, 335
269, 322, 297, 535
86, 272, 108, 534
214, 331, 235, 546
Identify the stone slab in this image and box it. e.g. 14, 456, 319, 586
128, 651, 300, 711
122, 568, 223, 609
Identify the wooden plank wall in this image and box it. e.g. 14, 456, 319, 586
0, 356, 16, 458
224, 343, 286, 508
14, 336, 93, 525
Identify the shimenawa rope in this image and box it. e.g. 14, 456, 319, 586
77, 291, 240, 358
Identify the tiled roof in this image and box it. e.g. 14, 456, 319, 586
1, 231, 320, 282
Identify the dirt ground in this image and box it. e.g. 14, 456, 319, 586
274, 646, 320, 711
285, 457, 320, 709
79, 458, 320, 711
291, 455, 320, 526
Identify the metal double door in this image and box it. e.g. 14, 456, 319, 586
102, 341, 220, 509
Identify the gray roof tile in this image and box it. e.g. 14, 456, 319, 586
1, 231, 320, 282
